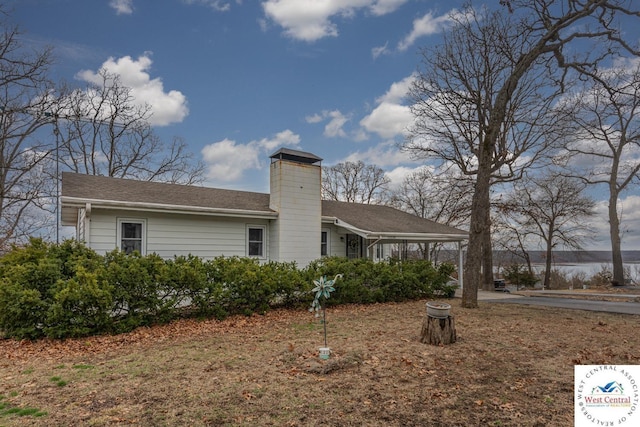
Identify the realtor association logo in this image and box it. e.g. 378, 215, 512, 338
575, 365, 640, 426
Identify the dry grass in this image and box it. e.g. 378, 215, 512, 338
1, 298, 639, 426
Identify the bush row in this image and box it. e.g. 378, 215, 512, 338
0, 239, 455, 340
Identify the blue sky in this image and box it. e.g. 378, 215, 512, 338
9, 0, 640, 250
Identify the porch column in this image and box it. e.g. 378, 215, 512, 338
458, 241, 464, 291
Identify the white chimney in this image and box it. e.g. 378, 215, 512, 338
269, 148, 322, 267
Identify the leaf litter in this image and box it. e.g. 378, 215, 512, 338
0, 299, 639, 426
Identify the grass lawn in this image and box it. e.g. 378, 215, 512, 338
1, 298, 639, 426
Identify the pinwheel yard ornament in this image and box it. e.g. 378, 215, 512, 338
310, 274, 342, 359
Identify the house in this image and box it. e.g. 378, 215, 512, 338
61, 148, 468, 284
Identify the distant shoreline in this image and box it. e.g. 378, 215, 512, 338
493, 250, 640, 264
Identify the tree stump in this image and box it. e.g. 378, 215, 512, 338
420, 315, 456, 345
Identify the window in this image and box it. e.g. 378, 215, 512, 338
118, 218, 146, 255
321, 230, 329, 256
247, 226, 265, 257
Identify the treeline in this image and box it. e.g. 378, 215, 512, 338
0, 239, 455, 340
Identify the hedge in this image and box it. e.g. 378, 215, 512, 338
0, 238, 455, 340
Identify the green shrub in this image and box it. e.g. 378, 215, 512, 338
305, 257, 454, 304
503, 264, 538, 288
194, 257, 231, 320
163, 255, 216, 317
49, 239, 103, 279
261, 261, 308, 308
44, 267, 113, 338
102, 250, 172, 332
0, 239, 111, 339
0, 280, 48, 339
0, 240, 459, 340
219, 257, 274, 315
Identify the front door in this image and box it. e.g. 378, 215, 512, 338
346, 234, 362, 259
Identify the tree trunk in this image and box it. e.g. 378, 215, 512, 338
482, 226, 494, 291
609, 189, 624, 286
543, 224, 553, 289
420, 315, 457, 345
462, 154, 492, 308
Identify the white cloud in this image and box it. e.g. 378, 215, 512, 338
201, 139, 261, 181
254, 129, 301, 151
385, 165, 421, 189
306, 110, 350, 138
397, 9, 459, 51
343, 141, 414, 167
305, 113, 323, 124
352, 128, 369, 142
358, 73, 415, 139
201, 130, 301, 182
109, 0, 134, 15
262, 0, 407, 42
182, 0, 235, 12
376, 73, 415, 104
371, 42, 389, 59
324, 110, 349, 137
359, 102, 412, 139
76, 54, 189, 126
370, 0, 407, 16
571, 194, 640, 251
619, 196, 640, 245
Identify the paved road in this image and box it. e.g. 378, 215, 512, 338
486, 296, 640, 315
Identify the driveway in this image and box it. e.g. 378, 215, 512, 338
455, 289, 640, 315
483, 294, 640, 315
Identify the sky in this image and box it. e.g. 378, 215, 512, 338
9, 0, 640, 251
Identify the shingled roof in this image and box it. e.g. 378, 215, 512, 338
62, 172, 272, 212
61, 172, 467, 239
321, 200, 466, 237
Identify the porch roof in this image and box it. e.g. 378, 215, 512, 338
321, 200, 467, 242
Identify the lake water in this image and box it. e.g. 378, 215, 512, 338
530, 262, 640, 277
491, 262, 640, 287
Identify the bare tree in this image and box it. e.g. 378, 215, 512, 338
54, 70, 204, 184
492, 202, 536, 275
498, 174, 595, 289
405, 2, 640, 308
560, 60, 640, 286
405, 6, 563, 305
321, 160, 390, 204
0, 12, 57, 250
390, 166, 472, 260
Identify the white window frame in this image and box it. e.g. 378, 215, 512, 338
321, 228, 330, 257
246, 225, 266, 259
117, 218, 147, 255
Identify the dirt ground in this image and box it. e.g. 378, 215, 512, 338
1, 297, 639, 426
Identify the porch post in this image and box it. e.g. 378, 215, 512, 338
458, 241, 464, 291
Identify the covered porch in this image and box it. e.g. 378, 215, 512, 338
321, 200, 468, 289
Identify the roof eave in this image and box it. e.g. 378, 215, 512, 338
61, 196, 278, 220
322, 216, 467, 242
366, 232, 468, 242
